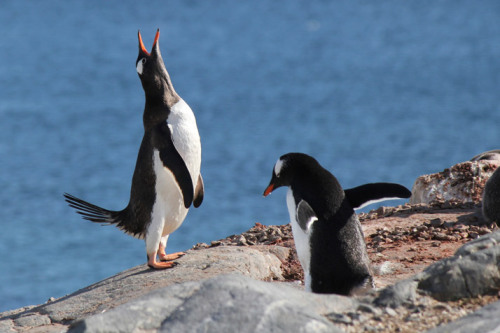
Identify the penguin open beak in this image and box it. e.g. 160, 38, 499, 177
263, 183, 275, 197
138, 29, 160, 56
138, 31, 150, 56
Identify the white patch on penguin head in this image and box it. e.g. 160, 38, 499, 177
274, 158, 285, 177
136, 57, 147, 75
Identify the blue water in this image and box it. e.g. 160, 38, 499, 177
1, 1, 499, 312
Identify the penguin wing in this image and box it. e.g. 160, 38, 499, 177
296, 200, 318, 233
193, 174, 204, 208
344, 183, 411, 210
158, 144, 194, 209
153, 123, 194, 209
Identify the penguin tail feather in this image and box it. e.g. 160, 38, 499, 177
63, 193, 121, 226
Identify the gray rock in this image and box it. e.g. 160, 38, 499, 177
0, 319, 15, 333
13, 313, 51, 327
426, 300, 500, 333
70, 274, 355, 333
6, 246, 289, 325
373, 278, 419, 308
418, 230, 500, 301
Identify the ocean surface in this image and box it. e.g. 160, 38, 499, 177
1, 1, 499, 312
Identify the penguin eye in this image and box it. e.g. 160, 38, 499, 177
136, 58, 147, 75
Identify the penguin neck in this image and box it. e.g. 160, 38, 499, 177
142, 76, 181, 129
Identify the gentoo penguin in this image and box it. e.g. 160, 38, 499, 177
263, 153, 411, 295
64, 29, 204, 269
482, 166, 500, 225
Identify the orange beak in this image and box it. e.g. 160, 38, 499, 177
138, 31, 149, 55
138, 29, 160, 56
263, 184, 274, 197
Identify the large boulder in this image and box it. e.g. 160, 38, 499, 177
410, 157, 499, 205
69, 274, 356, 333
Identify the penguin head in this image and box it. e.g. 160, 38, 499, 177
136, 29, 163, 76
263, 153, 319, 196
136, 29, 177, 103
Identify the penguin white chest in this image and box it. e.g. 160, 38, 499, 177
168, 99, 202, 184
152, 150, 188, 236
286, 189, 313, 291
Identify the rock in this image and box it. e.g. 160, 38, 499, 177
470, 149, 500, 163
3, 211, 500, 332
410, 160, 499, 205
6, 246, 289, 325
70, 274, 354, 333
426, 300, 500, 333
373, 278, 419, 308
417, 230, 500, 301
13, 313, 51, 327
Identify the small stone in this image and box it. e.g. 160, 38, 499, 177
469, 232, 479, 239
433, 232, 451, 241
431, 241, 441, 247
432, 303, 451, 311
385, 307, 397, 317
326, 312, 352, 324
478, 227, 492, 235
237, 236, 247, 246
358, 303, 382, 316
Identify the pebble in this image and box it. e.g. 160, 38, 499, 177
384, 307, 398, 317
430, 218, 444, 227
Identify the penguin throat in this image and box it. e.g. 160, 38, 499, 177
143, 76, 180, 108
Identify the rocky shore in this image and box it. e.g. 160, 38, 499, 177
2, 159, 500, 332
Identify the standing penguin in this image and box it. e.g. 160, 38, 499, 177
263, 153, 411, 295
482, 166, 500, 225
64, 30, 204, 269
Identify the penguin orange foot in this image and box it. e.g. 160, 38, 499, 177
147, 253, 178, 269
158, 243, 185, 261
63, 29, 204, 270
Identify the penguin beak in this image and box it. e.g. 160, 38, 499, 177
138, 29, 160, 56
151, 29, 160, 56
263, 183, 275, 197
138, 30, 150, 56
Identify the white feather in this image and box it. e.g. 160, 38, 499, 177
274, 158, 285, 176
354, 197, 403, 210
287, 189, 316, 291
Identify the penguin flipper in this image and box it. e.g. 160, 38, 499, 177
158, 144, 194, 209
193, 174, 204, 208
296, 200, 318, 233
344, 183, 411, 210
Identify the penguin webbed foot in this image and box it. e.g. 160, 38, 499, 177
147, 251, 184, 269
147, 260, 179, 270
159, 251, 185, 261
